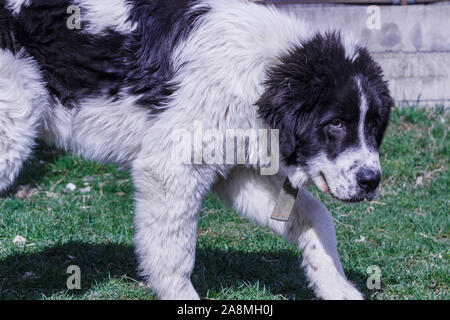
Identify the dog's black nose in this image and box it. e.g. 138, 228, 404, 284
357, 169, 381, 193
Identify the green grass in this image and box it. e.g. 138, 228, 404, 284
0, 106, 448, 300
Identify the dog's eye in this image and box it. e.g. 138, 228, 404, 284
330, 119, 343, 128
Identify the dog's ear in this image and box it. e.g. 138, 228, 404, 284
257, 32, 351, 161
256, 78, 318, 161
256, 53, 325, 160
279, 117, 296, 158
256, 80, 297, 159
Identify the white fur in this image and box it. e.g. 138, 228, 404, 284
5, 0, 30, 15
42, 96, 152, 167
74, 0, 136, 34
0, 0, 368, 300
0, 49, 48, 192
170, 0, 313, 128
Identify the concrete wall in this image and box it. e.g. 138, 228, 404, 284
276, 3, 450, 107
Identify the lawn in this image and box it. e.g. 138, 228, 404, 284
0, 106, 448, 300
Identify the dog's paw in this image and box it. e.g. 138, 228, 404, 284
315, 279, 364, 300
155, 282, 200, 300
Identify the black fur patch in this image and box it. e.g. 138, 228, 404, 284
0, 3, 21, 53
257, 32, 393, 166
0, 0, 209, 113
126, 0, 210, 110
8, 0, 129, 107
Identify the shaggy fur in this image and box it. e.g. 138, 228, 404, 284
0, 0, 392, 300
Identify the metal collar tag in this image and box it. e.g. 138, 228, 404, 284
271, 178, 298, 222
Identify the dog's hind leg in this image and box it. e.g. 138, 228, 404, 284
131, 158, 214, 300
0, 49, 48, 193
213, 166, 364, 300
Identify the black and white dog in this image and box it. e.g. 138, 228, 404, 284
0, 0, 392, 299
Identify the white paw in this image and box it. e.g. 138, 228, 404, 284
315, 278, 364, 300
156, 282, 200, 300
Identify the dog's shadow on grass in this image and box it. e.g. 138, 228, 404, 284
0, 241, 369, 300
0, 145, 369, 299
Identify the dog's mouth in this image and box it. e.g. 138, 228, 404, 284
319, 172, 365, 203
319, 172, 331, 195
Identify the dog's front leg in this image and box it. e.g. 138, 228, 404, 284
213, 167, 364, 300
131, 159, 212, 300
0, 50, 48, 193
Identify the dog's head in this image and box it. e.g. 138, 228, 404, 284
257, 32, 393, 202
